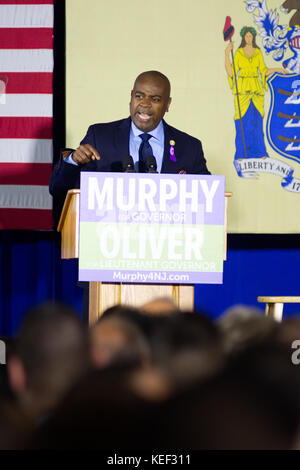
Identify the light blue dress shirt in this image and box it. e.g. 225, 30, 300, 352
65, 119, 165, 173
130, 120, 164, 173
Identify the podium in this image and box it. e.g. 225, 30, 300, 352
58, 188, 231, 324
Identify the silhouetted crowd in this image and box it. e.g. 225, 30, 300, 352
1, 299, 300, 450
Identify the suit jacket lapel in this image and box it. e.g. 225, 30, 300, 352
114, 117, 131, 158
161, 120, 182, 174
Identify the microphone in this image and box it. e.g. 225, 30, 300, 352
145, 155, 158, 173
122, 155, 135, 172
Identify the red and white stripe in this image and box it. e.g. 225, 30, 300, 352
0, 0, 53, 230
291, 36, 300, 50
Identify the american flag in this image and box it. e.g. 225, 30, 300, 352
0, 0, 53, 230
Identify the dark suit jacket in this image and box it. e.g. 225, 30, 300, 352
50, 117, 210, 224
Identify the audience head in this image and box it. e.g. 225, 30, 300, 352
141, 297, 180, 316
150, 311, 224, 388
90, 306, 151, 370
218, 304, 279, 355
7, 302, 89, 420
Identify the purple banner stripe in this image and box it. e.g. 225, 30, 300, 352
80, 173, 225, 226
79, 269, 223, 285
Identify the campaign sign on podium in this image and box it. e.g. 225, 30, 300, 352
79, 172, 225, 284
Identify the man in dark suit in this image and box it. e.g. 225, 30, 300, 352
50, 70, 210, 223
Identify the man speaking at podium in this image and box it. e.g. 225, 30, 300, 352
50, 70, 210, 223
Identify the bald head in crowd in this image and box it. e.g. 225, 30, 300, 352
141, 297, 180, 316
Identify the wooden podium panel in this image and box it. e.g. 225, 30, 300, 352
58, 189, 231, 324
89, 283, 194, 323
57, 189, 80, 259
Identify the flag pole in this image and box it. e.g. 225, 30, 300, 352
230, 37, 248, 159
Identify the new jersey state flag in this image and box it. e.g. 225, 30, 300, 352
0, 0, 53, 230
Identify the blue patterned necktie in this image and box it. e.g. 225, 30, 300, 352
139, 133, 153, 172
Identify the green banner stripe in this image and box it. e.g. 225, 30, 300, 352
79, 222, 224, 272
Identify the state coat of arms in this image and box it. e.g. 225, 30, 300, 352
224, 0, 300, 193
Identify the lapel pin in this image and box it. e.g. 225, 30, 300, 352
169, 140, 176, 162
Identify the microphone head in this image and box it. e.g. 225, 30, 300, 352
145, 155, 157, 173
122, 155, 135, 172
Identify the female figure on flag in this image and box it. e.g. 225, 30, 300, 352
225, 26, 285, 160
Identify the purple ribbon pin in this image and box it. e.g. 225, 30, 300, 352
169, 140, 176, 162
